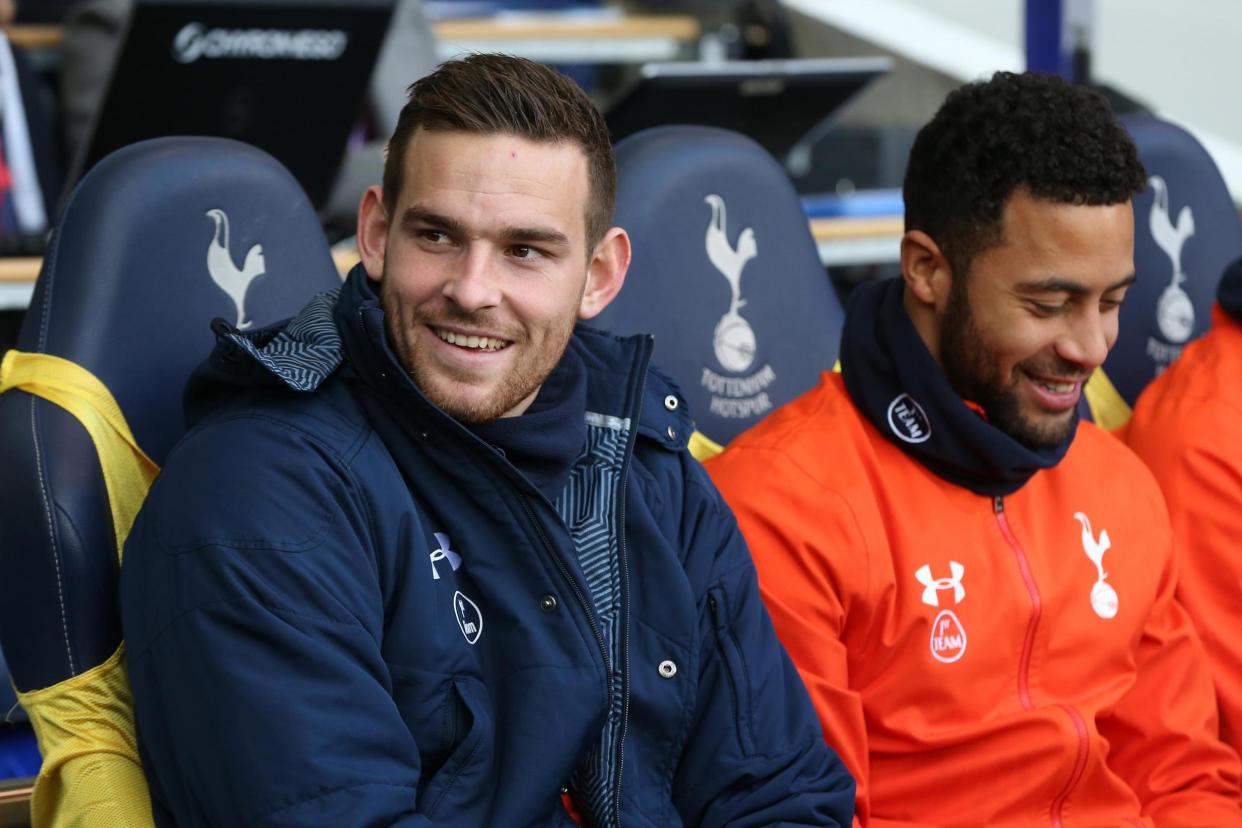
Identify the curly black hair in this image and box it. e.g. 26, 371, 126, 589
903, 71, 1147, 277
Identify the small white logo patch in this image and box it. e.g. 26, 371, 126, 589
454, 590, 483, 645
915, 561, 966, 607
429, 532, 462, 580
929, 609, 967, 663
888, 393, 931, 443
205, 208, 266, 329
1074, 512, 1118, 619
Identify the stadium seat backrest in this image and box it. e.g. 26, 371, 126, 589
0, 137, 341, 781
1104, 116, 1242, 408
597, 125, 845, 448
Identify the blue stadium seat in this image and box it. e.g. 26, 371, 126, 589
1084, 116, 1242, 427
0, 137, 342, 809
0, 646, 39, 782
596, 125, 845, 455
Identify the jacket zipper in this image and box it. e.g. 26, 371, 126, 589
994, 496, 1089, 827
610, 335, 653, 828
994, 496, 1040, 711
1049, 703, 1091, 828
706, 590, 753, 754
612, 463, 631, 828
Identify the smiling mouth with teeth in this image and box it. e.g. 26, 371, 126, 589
1030, 376, 1079, 394
435, 328, 510, 352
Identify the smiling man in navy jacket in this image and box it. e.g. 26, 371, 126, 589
120, 54, 854, 827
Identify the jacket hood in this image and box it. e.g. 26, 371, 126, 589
183, 287, 343, 426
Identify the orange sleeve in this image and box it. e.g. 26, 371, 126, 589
707, 444, 878, 825
1095, 495, 1242, 823
1129, 397, 1242, 755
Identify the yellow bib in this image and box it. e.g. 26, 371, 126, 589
0, 350, 156, 827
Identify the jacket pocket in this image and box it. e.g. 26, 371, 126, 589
707, 585, 755, 755
420, 676, 494, 819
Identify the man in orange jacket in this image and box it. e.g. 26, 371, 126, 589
1126, 256, 1242, 759
707, 71, 1242, 826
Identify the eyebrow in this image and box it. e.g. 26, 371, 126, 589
400, 207, 571, 250
498, 226, 571, 249
1015, 273, 1137, 296
400, 207, 466, 237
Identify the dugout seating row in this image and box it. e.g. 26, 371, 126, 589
0, 114, 1238, 824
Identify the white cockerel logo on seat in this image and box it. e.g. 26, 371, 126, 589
1148, 176, 1196, 343
1074, 511, 1118, 619
206, 208, 266, 329
704, 194, 758, 373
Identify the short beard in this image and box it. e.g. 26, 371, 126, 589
938, 275, 1077, 452
378, 280, 576, 424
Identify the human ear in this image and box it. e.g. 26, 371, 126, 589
900, 230, 953, 312
578, 227, 631, 320
356, 186, 389, 283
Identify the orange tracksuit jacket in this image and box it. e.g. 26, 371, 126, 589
1126, 305, 1242, 759
707, 372, 1242, 827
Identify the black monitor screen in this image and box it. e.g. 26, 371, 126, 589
606, 57, 891, 162
75, 0, 394, 208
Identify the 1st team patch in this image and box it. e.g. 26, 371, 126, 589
929, 609, 967, 663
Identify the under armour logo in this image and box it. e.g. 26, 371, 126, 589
915, 561, 965, 607
429, 532, 462, 580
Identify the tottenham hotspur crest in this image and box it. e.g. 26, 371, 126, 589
704, 195, 759, 373
1148, 176, 1196, 344
1074, 512, 1118, 619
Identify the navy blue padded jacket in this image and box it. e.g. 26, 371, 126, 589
121, 270, 854, 827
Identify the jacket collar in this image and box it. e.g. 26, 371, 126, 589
330, 269, 670, 434
335, 267, 691, 454
187, 266, 692, 463
467, 344, 588, 502
839, 277, 1073, 497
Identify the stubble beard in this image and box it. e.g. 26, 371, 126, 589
379, 279, 577, 424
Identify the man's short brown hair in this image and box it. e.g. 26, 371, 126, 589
383, 53, 616, 250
